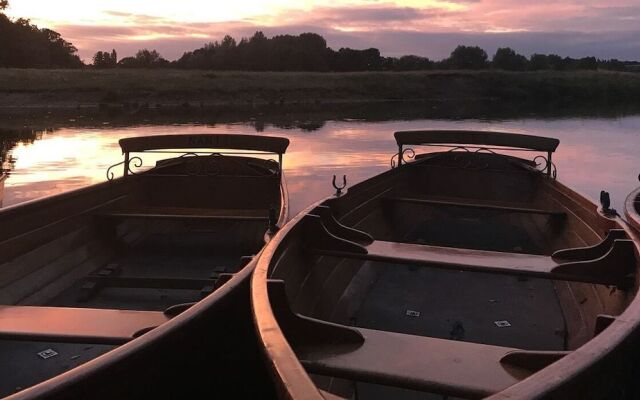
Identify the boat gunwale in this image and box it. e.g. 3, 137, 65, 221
625, 186, 640, 232
251, 151, 640, 400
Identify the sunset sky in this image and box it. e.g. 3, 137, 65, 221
5, 1, 640, 62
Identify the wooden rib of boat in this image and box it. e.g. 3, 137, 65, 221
0, 134, 289, 399
252, 130, 640, 400
626, 179, 640, 233
0, 171, 6, 208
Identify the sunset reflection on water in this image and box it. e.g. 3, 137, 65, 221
2, 117, 640, 215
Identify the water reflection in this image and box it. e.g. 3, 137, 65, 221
1, 116, 639, 215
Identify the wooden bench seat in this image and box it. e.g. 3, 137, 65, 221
314, 239, 635, 286
0, 306, 169, 344
304, 214, 635, 287
301, 327, 534, 398
268, 279, 566, 398
384, 196, 566, 218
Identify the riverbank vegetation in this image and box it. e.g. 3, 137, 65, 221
1, 69, 640, 109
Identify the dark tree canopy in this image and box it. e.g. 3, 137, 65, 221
93, 49, 117, 68
117, 49, 169, 68
492, 47, 528, 71
0, 14, 83, 68
0, 0, 8, 10
447, 45, 488, 70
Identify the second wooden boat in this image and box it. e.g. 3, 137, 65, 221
252, 130, 640, 399
0, 134, 289, 399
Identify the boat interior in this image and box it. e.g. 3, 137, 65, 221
263, 131, 639, 399
0, 134, 287, 397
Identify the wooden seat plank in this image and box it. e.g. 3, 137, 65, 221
366, 240, 556, 276
267, 279, 567, 399
299, 327, 525, 398
312, 239, 635, 286
0, 306, 169, 343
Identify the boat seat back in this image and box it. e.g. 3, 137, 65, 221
137, 175, 280, 211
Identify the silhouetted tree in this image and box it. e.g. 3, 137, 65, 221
577, 56, 598, 70
492, 47, 528, 71
447, 45, 488, 70
529, 54, 549, 71
547, 54, 564, 70
330, 48, 381, 71
113, 49, 169, 68
92, 49, 117, 68
0, 14, 83, 68
0, 0, 8, 10
117, 56, 138, 68
386, 55, 433, 71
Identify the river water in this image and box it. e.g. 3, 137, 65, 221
1, 114, 639, 216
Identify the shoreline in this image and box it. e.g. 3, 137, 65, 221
1, 69, 640, 110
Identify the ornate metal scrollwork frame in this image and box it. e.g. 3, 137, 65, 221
391, 148, 415, 168
106, 156, 143, 181
106, 150, 281, 181
533, 155, 557, 179
390, 142, 559, 178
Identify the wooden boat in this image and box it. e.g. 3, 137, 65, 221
252, 130, 640, 399
0, 134, 289, 399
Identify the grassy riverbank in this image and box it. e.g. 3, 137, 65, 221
1, 69, 640, 109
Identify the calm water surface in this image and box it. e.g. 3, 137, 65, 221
2, 117, 639, 215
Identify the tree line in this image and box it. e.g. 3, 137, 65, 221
95, 33, 639, 73
1, 0, 638, 72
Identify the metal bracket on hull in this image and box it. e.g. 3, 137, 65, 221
332, 175, 347, 196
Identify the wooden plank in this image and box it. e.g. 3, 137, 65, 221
394, 130, 559, 152
0, 306, 169, 343
300, 327, 525, 398
99, 212, 268, 222
385, 196, 566, 218
312, 239, 635, 286
119, 134, 289, 154
358, 240, 556, 275
86, 276, 216, 290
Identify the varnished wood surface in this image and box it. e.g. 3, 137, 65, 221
119, 134, 289, 154
0, 173, 6, 207
394, 130, 560, 152
0, 306, 169, 343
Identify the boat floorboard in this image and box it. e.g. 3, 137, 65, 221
350, 261, 566, 399
0, 339, 116, 398
47, 233, 254, 311
353, 261, 566, 350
